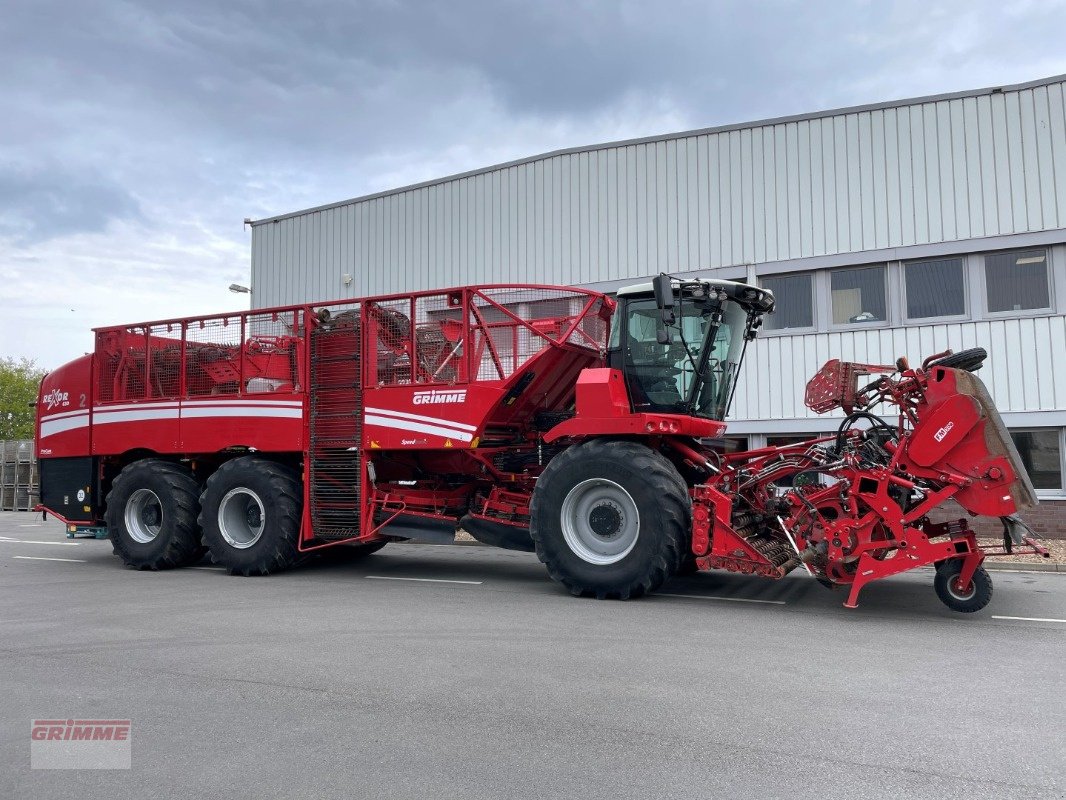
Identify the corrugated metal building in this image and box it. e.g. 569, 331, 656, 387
250, 74, 1066, 504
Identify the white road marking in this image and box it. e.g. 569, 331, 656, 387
365, 575, 483, 585
0, 538, 79, 546
13, 556, 87, 563
18, 524, 42, 527
991, 615, 1066, 624
658, 593, 786, 605
188, 567, 226, 571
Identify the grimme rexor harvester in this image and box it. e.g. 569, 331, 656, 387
35, 276, 1047, 611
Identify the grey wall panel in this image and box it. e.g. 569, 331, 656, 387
732, 314, 1066, 423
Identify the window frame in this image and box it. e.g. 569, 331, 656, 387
750, 243, 1060, 337
1009, 427, 1066, 498
827, 264, 890, 331
901, 255, 971, 324
759, 271, 817, 335
979, 247, 1054, 319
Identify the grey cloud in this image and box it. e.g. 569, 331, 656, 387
7, 1, 1065, 167
0, 165, 143, 243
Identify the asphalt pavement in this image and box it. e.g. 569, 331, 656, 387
1, 511, 1064, 800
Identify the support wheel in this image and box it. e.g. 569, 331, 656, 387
928, 347, 987, 373
934, 560, 993, 613
105, 459, 204, 570
199, 457, 302, 575
530, 439, 690, 599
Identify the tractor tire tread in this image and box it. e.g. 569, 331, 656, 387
531, 439, 689, 600
105, 459, 203, 570
198, 457, 302, 576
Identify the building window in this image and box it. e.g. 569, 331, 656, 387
762, 273, 813, 330
985, 249, 1051, 313
905, 258, 966, 319
1009, 429, 1063, 492
831, 266, 886, 325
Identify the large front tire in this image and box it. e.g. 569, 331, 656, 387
530, 440, 690, 599
198, 457, 302, 575
105, 459, 204, 570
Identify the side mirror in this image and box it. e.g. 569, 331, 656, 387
652, 274, 675, 343
652, 274, 674, 314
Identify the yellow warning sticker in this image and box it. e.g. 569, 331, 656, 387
470, 436, 479, 449
444, 439, 453, 447
370, 440, 381, 449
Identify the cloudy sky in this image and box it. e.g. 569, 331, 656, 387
3, 0, 1065, 370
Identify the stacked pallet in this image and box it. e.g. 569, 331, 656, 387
0, 440, 38, 511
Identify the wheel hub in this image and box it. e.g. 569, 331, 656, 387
218, 487, 267, 549
950, 577, 975, 599
588, 502, 623, 538
124, 488, 163, 544
559, 478, 640, 565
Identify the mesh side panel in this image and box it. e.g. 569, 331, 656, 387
364, 287, 606, 387
244, 310, 302, 392
185, 316, 243, 396
952, 368, 1039, 511
370, 298, 413, 385
94, 331, 120, 402
568, 297, 609, 350
147, 323, 183, 399
414, 293, 464, 384
309, 311, 363, 540
95, 326, 150, 402
471, 289, 590, 381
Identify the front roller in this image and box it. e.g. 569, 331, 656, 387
530, 439, 690, 600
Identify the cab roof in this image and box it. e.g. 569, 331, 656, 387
617, 276, 775, 312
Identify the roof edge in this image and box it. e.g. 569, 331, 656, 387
250, 73, 1066, 227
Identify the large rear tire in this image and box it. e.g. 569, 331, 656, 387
530, 439, 690, 599
105, 459, 204, 570
198, 457, 302, 575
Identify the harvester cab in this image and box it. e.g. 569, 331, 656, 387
609, 274, 773, 421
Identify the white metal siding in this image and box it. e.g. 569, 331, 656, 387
732, 315, 1066, 425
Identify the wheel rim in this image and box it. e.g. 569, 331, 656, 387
125, 488, 163, 544
947, 575, 976, 601
218, 487, 266, 549
559, 478, 640, 565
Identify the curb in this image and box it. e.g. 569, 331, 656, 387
984, 560, 1063, 573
